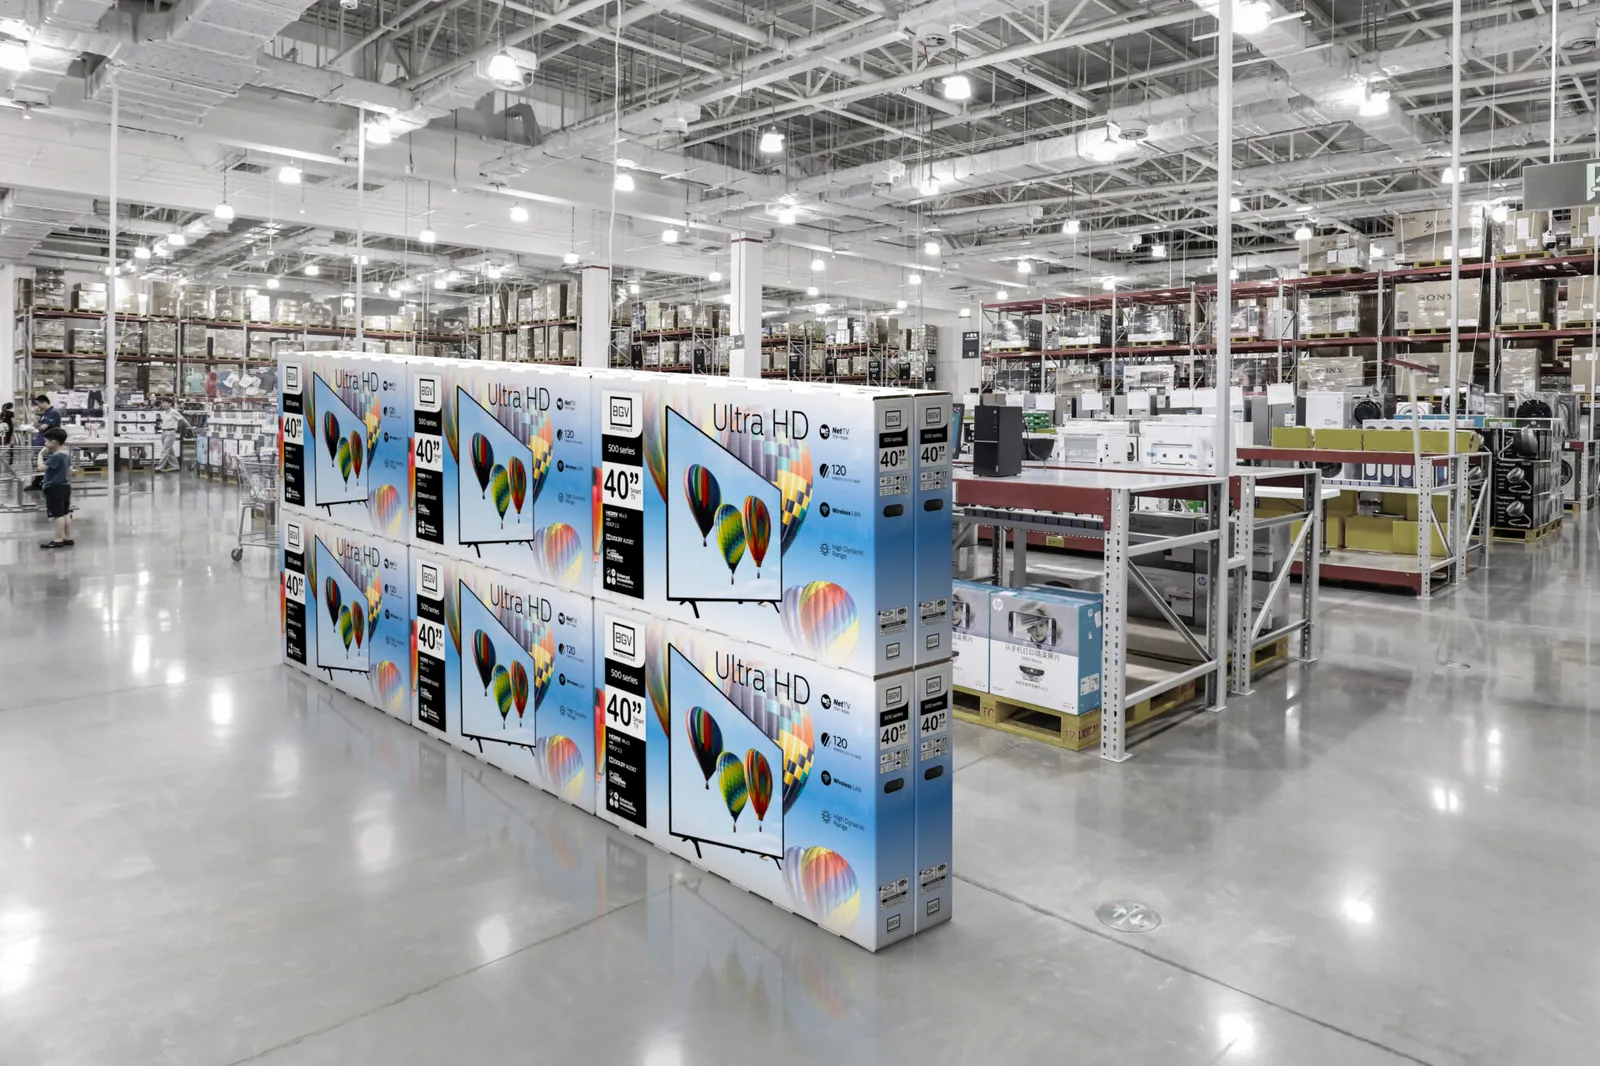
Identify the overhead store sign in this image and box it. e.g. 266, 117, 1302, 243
1523, 159, 1600, 209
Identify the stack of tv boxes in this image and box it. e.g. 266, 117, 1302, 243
279, 352, 953, 952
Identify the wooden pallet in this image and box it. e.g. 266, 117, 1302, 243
1128, 339, 1176, 348
1248, 635, 1293, 676
1564, 497, 1594, 514
1305, 330, 1361, 339
1401, 258, 1484, 268
1395, 328, 1468, 338
1306, 266, 1363, 277
1497, 322, 1551, 331
1132, 625, 1291, 680
1495, 251, 1556, 262
952, 677, 1200, 752
1492, 518, 1562, 543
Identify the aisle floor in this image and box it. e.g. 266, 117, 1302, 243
2, 477, 1597, 1066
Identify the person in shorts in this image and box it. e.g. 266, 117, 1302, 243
38, 427, 74, 549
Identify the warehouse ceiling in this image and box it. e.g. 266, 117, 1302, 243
0, 0, 1593, 309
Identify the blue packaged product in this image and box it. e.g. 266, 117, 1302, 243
410, 548, 598, 812
912, 661, 953, 933
911, 391, 954, 665
594, 601, 918, 951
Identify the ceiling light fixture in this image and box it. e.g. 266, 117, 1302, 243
662, 227, 680, 244
487, 265, 504, 279
166, 232, 186, 247
1441, 166, 1465, 184
775, 207, 797, 226
919, 175, 941, 197
266, 277, 280, 289
0, 38, 29, 72
708, 269, 722, 282
509, 203, 530, 222
1229, 196, 1242, 212
1062, 219, 1080, 235
908, 273, 922, 285
278, 164, 302, 185
896, 299, 908, 310
418, 227, 436, 244
942, 74, 972, 102
563, 251, 580, 265
613, 171, 635, 192
304, 263, 320, 276
1082, 123, 1128, 163
1016, 260, 1032, 274
364, 119, 392, 146
1360, 88, 1392, 117
213, 202, 234, 221
810, 257, 825, 272
628, 280, 641, 295
758, 128, 785, 154
485, 51, 521, 88
433, 277, 447, 290
995, 289, 1008, 300
923, 239, 940, 257
959, 307, 971, 318
1151, 242, 1167, 258
806, 285, 819, 297
133, 244, 151, 260
1236, 0, 1272, 34
1102, 277, 1116, 291
1294, 224, 1313, 241
1490, 203, 1510, 224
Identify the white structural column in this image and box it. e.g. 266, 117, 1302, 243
728, 235, 763, 379
579, 263, 611, 368
1211, 0, 1233, 712
107, 80, 118, 495
0, 265, 15, 405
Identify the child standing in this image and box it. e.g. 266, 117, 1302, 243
38, 427, 74, 549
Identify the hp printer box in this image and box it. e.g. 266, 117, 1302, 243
595, 372, 918, 677
410, 549, 598, 812
277, 352, 412, 538
912, 661, 953, 933
279, 513, 413, 721
411, 360, 595, 593
593, 601, 918, 951
950, 579, 992, 693
987, 586, 1103, 713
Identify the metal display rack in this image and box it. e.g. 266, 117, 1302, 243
1236, 446, 1490, 598
1229, 469, 1324, 695
953, 467, 1227, 762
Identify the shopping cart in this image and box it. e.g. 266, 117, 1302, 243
229, 451, 280, 562
0, 441, 41, 513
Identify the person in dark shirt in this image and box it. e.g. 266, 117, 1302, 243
0, 402, 13, 446
38, 427, 74, 549
26, 395, 61, 491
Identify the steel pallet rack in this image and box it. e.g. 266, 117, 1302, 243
1228, 468, 1324, 695
952, 466, 1227, 762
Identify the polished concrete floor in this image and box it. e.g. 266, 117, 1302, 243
2, 475, 1596, 1065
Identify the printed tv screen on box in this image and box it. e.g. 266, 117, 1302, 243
411, 360, 594, 592
278, 514, 412, 720
410, 549, 598, 812
277, 352, 412, 538
596, 373, 918, 678
593, 602, 918, 951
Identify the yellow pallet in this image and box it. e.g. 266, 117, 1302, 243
952, 679, 1200, 752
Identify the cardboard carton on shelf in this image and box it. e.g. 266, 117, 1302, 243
1298, 291, 1375, 335
1499, 347, 1540, 393
1393, 280, 1482, 332
1343, 515, 1396, 552
1298, 232, 1370, 274
1394, 207, 1485, 263
1499, 210, 1550, 256
1499, 280, 1551, 327
1392, 519, 1450, 557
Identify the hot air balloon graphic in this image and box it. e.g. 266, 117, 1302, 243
336, 437, 353, 486
643, 385, 668, 502
472, 630, 496, 694
364, 394, 381, 463
372, 660, 403, 713
527, 416, 553, 509
727, 679, 814, 815
780, 581, 860, 662
348, 430, 363, 479
490, 464, 511, 527
338, 605, 354, 652
718, 414, 812, 555
510, 660, 529, 723
783, 846, 860, 931
686, 707, 724, 789
322, 412, 341, 459
543, 735, 583, 802
365, 576, 381, 641
683, 464, 722, 546
443, 390, 459, 461
492, 665, 513, 724
742, 496, 771, 579
645, 619, 672, 738
714, 503, 746, 584
324, 577, 342, 626
532, 625, 555, 711
444, 571, 461, 652
717, 752, 748, 831
470, 432, 494, 499
350, 603, 366, 649
539, 523, 582, 586
508, 456, 528, 523
745, 750, 773, 830
373, 484, 403, 536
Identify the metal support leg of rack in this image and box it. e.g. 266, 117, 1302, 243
1100, 488, 1131, 762
1229, 470, 1321, 697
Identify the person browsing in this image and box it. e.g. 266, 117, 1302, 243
38, 427, 74, 549
25, 395, 60, 491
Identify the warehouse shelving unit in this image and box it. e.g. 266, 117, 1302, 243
952, 466, 1228, 762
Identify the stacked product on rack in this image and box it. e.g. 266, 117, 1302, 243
1486, 416, 1563, 535
276, 352, 955, 952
